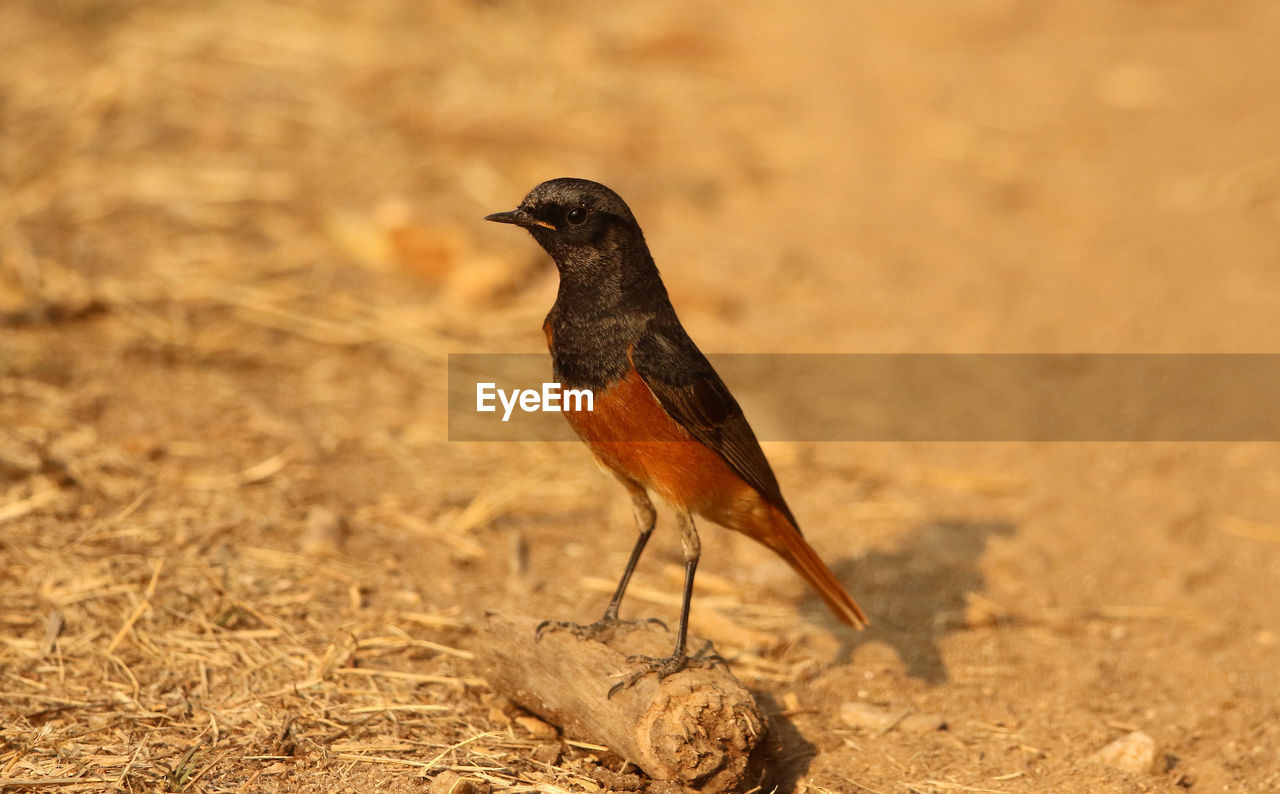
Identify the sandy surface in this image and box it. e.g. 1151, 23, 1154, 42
2, 1, 1278, 792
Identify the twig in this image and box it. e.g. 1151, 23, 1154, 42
106, 559, 164, 653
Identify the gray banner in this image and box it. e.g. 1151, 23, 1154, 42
448, 354, 1280, 441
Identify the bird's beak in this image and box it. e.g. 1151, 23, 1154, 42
484, 209, 555, 230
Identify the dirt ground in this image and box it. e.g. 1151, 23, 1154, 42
2, 1, 1279, 792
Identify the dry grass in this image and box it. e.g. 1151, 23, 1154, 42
0, 428, 829, 791
0, 459, 636, 791
0, 410, 814, 792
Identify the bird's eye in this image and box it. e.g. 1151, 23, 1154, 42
565, 207, 588, 226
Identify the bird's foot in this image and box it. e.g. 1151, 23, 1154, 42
535, 615, 667, 643
607, 641, 725, 698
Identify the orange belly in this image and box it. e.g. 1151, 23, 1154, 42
561, 365, 870, 628
562, 369, 774, 538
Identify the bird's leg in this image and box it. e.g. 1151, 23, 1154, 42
608, 509, 723, 697
536, 483, 664, 642
599, 484, 660, 624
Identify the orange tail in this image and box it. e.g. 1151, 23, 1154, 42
766, 511, 868, 629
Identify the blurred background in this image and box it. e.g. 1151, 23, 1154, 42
2, 1, 1278, 792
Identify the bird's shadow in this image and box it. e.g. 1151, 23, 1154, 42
743, 520, 1015, 793
745, 690, 817, 794
810, 519, 1017, 684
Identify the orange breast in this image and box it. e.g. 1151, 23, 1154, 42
563, 369, 772, 535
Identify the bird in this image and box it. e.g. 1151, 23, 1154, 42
485, 178, 866, 693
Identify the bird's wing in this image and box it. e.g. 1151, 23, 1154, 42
629, 327, 799, 530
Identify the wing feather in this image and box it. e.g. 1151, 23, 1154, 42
628, 329, 799, 530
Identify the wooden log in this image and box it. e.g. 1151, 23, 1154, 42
477, 613, 765, 793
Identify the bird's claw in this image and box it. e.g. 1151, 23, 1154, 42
535, 615, 665, 643
607, 641, 725, 698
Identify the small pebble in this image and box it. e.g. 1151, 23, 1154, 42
841, 702, 898, 731
301, 506, 344, 555
1092, 730, 1159, 774
964, 599, 1000, 628
428, 771, 490, 794
531, 743, 562, 766
781, 692, 801, 714
899, 712, 947, 733
486, 706, 512, 726
840, 702, 946, 733
515, 715, 559, 740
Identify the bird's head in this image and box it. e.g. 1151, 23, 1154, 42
485, 178, 648, 280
